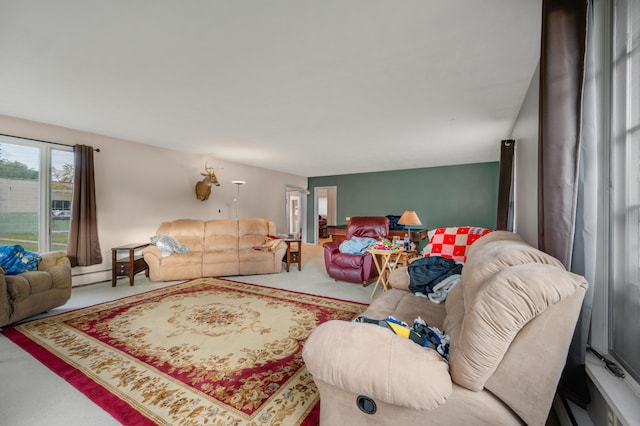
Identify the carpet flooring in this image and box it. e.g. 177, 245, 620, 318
3, 277, 367, 425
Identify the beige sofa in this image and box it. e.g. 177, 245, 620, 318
0, 251, 72, 327
142, 218, 288, 281
303, 231, 588, 426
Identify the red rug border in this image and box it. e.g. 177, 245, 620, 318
3, 325, 156, 425
3, 276, 366, 425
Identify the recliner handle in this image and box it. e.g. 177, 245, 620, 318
356, 395, 377, 415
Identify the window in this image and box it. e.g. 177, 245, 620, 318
609, 0, 640, 383
0, 135, 74, 252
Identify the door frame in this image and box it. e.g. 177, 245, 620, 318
313, 186, 337, 246
284, 184, 310, 242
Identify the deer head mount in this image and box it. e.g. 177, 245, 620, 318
195, 161, 221, 201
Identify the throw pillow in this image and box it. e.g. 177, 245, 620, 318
422, 226, 492, 264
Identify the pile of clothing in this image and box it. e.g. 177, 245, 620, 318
408, 256, 462, 303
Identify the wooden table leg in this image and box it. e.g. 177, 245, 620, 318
369, 253, 383, 298
111, 248, 117, 287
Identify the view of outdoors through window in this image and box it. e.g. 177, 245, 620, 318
0, 139, 74, 252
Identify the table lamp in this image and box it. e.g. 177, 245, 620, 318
398, 210, 422, 250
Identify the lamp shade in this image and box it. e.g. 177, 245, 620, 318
398, 210, 422, 226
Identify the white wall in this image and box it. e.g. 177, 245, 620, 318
0, 115, 307, 285
510, 64, 540, 247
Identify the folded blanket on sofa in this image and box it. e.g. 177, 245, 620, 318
0, 244, 41, 275
150, 234, 190, 257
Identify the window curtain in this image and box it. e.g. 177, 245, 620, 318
539, 0, 597, 408
67, 144, 102, 267
496, 139, 515, 231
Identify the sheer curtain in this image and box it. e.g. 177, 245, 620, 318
539, 0, 598, 408
67, 144, 102, 267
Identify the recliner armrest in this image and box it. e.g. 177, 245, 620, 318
323, 241, 340, 254
37, 251, 71, 270
323, 241, 341, 264
303, 320, 452, 411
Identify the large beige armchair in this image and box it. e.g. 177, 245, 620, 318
303, 231, 588, 425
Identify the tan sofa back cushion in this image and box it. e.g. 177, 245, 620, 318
238, 218, 275, 250
204, 220, 239, 251
157, 219, 205, 252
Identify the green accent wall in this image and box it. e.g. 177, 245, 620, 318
307, 162, 499, 242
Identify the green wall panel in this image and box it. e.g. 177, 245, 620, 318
307, 162, 499, 242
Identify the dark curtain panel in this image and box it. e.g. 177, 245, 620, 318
67, 145, 102, 267
496, 139, 515, 231
539, 0, 590, 408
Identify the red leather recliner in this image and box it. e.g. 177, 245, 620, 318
323, 216, 389, 284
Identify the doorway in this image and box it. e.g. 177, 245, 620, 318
284, 185, 309, 241
314, 186, 337, 245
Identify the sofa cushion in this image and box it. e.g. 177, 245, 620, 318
156, 220, 205, 252
363, 288, 446, 330
5, 274, 31, 302
20, 271, 54, 293
204, 220, 239, 252
239, 218, 273, 250
332, 252, 367, 269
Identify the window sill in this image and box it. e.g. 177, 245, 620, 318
586, 352, 640, 425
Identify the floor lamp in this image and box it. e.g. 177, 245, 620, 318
232, 180, 246, 219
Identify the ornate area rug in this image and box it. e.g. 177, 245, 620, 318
4, 278, 367, 425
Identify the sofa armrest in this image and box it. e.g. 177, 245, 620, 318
388, 266, 411, 291
142, 245, 162, 261
302, 320, 452, 410
37, 251, 71, 270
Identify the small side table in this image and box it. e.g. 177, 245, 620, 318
367, 247, 405, 298
282, 239, 302, 272
111, 243, 150, 287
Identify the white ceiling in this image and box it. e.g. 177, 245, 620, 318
0, 1, 541, 177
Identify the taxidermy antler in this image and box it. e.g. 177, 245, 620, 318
195, 160, 221, 201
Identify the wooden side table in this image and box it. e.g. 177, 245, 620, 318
367, 247, 405, 298
282, 239, 302, 272
111, 243, 150, 287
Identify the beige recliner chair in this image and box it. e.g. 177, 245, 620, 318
303, 231, 588, 425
